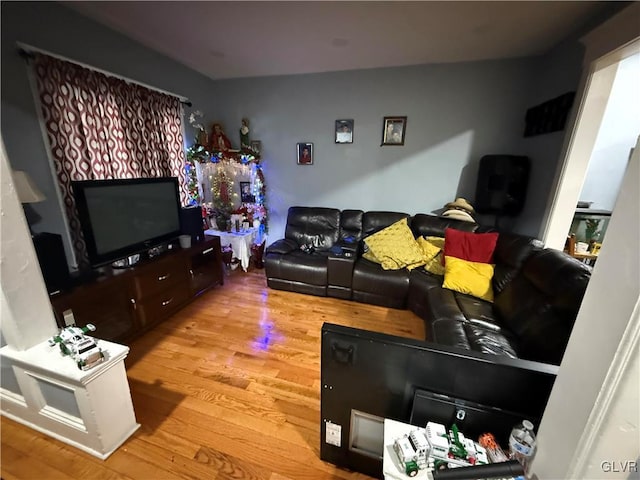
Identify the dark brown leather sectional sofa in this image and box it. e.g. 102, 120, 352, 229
265, 206, 591, 365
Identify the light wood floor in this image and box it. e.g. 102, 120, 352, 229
1, 267, 424, 480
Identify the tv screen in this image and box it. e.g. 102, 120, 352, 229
72, 177, 182, 267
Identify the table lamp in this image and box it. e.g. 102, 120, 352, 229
12, 170, 46, 235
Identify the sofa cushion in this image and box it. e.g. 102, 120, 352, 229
417, 236, 445, 275
362, 211, 410, 237
424, 284, 468, 323
443, 257, 496, 302
363, 218, 424, 270
417, 278, 520, 357
407, 269, 444, 325
424, 253, 445, 276
362, 248, 380, 263
417, 236, 441, 261
455, 294, 501, 328
352, 258, 410, 308
442, 229, 499, 302
463, 323, 519, 358
285, 207, 341, 250
443, 228, 499, 263
430, 318, 472, 350
266, 238, 298, 255
266, 250, 330, 286
492, 233, 543, 295
339, 210, 364, 242
410, 214, 478, 238
494, 249, 591, 364
423, 282, 500, 327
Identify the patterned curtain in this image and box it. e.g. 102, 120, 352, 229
32, 53, 187, 266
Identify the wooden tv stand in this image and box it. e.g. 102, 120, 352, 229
50, 235, 223, 344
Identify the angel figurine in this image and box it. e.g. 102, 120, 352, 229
240, 118, 250, 149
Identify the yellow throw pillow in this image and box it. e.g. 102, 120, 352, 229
417, 236, 445, 275
442, 255, 495, 302
406, 259, 427, 271
425, 236, 445, 250
363, 218, 424, 270
417, 236, 441, 262
424, 252, 445, 276
362, 249, 380, 264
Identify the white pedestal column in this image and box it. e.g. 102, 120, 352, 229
1, 339, 140, 459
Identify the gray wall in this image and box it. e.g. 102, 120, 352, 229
513, 38, 586, 238
1, 1, 217, 267
209, 60, 537, 240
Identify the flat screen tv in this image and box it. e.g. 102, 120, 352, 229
72, 177, 182, 267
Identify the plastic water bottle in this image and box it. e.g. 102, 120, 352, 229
509, 420, 537, 474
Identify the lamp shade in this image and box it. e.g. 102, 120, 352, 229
12, 170, 45, 203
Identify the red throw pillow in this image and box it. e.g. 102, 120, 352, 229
443, 228, 499, 263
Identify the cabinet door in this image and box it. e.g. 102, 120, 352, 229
135, 282, 191, 329
51, 281, 136, 343
189, 238, 223, 295
132, 254, 188, 300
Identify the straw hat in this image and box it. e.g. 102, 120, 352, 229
441, 209, 476, 223
444, 197, 475, 214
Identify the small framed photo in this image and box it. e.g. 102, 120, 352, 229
297, 142, 313, 165
239, 181, 254, 203
381, 116, 407, 146
250, 140, 261, 154
335, 119, 354, 144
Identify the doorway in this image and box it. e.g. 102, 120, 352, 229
564, 52, 640, 265
542, 38, 640, 252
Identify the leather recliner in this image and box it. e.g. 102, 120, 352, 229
265, 207, 341, 296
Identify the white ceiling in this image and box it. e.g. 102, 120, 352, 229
65, 1, 612, 80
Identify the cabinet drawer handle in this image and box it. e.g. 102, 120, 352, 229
202, 248, 214, 255
158, 274, 170, 281
162, 298, 174, 307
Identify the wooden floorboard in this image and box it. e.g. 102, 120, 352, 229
1, 267, 424, 479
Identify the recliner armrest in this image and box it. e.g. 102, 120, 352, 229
336, 239, 360, 258
266, 238, 298, 255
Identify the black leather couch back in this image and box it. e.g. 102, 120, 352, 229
285, 206, 341, 250
340, 210, 364, 242
492, 233, 544, 295
410, 214, 478, 238
494, 249, 591, 364
362, 211, 410, 237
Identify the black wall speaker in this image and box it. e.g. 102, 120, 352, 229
475, 155, 530, 216
180, 206, 204, 241
32, 232, 71, 295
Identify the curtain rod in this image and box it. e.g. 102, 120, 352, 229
17, 42, 192, 107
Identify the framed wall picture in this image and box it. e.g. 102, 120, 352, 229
335, 119, 354, 144
381, 116, 407, 146
239, 181, 254, 203
297, 142, 313, 165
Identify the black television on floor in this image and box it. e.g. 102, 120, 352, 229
72, 177, 182, 267
320, 323, 558, 478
